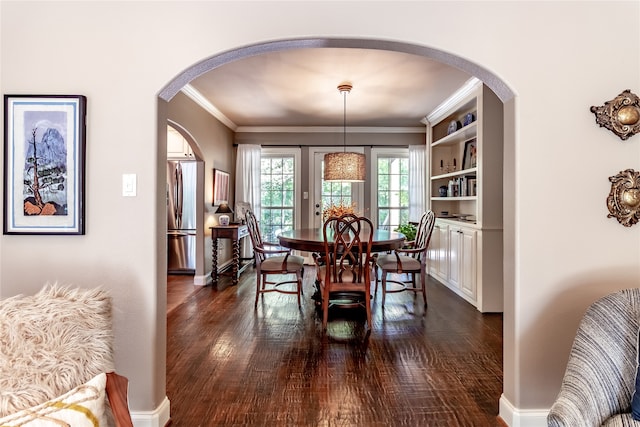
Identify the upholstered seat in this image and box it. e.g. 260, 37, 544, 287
245, 210, 304, 308
548, 288, 640, 427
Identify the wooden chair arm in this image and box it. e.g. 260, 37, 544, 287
254, 246, 290, 256
395, 246, 427, 256
105, 372, 134, 427
393, 246, 427, 272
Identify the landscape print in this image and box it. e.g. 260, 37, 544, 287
22, 111, 68, 216
4, 95, 85, 234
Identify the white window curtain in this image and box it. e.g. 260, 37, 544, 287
235, 144, 261, 257
235, 144, 262, 216
409, 144, 427, 222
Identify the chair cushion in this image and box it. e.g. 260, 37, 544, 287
376, 253, 421, 271
0, 373, 108, 426
260, 254, 304, 272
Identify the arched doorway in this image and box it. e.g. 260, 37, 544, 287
158, 36, 516, 417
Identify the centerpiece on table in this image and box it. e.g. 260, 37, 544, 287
322, 201, 358, 235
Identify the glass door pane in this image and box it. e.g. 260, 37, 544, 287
311, 149, 363, 229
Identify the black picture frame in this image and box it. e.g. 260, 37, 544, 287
3, 95, 87, 234
462, 138, 477, 170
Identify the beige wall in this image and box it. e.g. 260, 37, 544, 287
167, 92, 235, 277
1, 1, 639, 425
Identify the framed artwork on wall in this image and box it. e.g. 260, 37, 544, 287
213, 168, 230, 206
3, 95, 87, 235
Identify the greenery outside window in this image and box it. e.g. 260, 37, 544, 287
376, 155, 409, 230
260, 156, 295, 243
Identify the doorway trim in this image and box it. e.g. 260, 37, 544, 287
158, 38, 514, 104
157, 36, 518, 423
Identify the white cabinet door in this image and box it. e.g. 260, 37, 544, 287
447, 225, 477, 301
460, 228, 477, 300
428, 222, 448, 280
167, 128, 195, 159
448, 226, 462, 290
427, 224, 439, 276
167, 137, 186, 158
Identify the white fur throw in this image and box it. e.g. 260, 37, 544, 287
0, 284, 114, 417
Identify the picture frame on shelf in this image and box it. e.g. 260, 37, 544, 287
463, 139, 477, 170
212, 168, 230, 206
3, 95, 87, 235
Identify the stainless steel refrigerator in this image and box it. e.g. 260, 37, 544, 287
167, 161, 197, 274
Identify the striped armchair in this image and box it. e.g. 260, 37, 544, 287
548, 288, 640, 427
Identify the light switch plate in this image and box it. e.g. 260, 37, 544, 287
122, 173, 137, 197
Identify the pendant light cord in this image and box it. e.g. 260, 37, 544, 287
343, 89, 347, 153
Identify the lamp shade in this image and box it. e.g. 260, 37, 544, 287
215, 202, 233, 214
323, 152, 366, 182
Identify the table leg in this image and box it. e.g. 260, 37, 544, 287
211, 237, 219, 284
232, 238, 240, 285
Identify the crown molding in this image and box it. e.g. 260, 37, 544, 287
235, 126, 425, 134
425, 77, 481, 125
181, 84, 238, 131
181, 84, 425, 134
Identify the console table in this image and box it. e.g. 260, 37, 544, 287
210, 224, 251, 286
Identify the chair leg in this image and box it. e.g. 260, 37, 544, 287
373, 264, 379, 295
421, 267, 427, 308
300, 267, 304, 295
254, 270, 262, 309
296, 271, 302, 307
364, 288, 372, 330
322, 285, 330, 331
381, 270, 387, 307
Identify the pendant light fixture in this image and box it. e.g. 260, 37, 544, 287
323, 84, 366, 182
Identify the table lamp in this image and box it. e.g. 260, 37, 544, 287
216, 202, 233, 226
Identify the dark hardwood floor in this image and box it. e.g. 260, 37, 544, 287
166, 268, 504, 426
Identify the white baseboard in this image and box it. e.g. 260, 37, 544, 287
499, 394, 549, 427
131, 396, 171, 427
193, 273, 210, 286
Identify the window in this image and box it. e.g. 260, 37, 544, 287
376, 153, 409, 230
260, 154, 296, 243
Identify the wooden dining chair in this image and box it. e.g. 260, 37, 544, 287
375, 210, 436, 308
245, 210, 304, 309
314, 214, 375, 331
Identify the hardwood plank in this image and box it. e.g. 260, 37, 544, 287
167, 268, 504, 426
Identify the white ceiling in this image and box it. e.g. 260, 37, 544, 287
187, 48, 473, 129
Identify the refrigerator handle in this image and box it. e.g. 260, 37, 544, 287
175, 164, 183, 229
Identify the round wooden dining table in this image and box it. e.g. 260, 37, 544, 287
277, 228, 405, 252
277, 228, 405, 306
